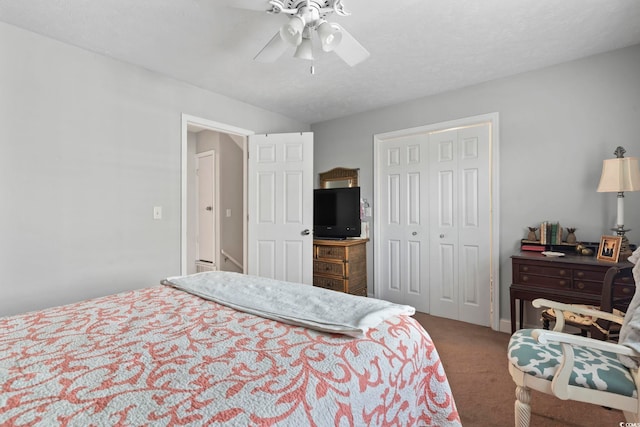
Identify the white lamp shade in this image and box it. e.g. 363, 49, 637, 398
280, 16, 305, 46
294, 37, 314, 60
597, 157, 640, 192
317, 21, 342, 52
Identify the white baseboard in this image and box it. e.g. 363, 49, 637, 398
499, 318, 513, 334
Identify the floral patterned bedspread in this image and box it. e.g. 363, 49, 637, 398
0, 286, 460, 426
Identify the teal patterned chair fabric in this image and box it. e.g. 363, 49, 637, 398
507, 265, 640, 427
508, 329, 636, 398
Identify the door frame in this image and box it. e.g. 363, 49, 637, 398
180, 113, 253, 275
373, 112, 500, 331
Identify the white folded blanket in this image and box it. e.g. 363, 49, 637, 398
164, 271, 415, 338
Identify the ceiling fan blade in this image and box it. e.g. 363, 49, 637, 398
332, 24, 370, 67
223, 0, 271, 12
253, 31, 289, 62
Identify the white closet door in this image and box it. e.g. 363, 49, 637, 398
429, 124, 491, 326
375, 119, 493, 327
377, 134, 430, 312
428, 130, 459, 319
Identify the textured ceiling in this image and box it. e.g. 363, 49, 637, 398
1, 0, 640, 124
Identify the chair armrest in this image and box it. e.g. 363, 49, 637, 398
532, 329, 638, 357
532, 328, 640, 400
533, 298, 624, 325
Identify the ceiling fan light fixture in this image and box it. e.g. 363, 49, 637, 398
294, 36, 314, 60
316, 20, 342, 52
280, 15, 305, 46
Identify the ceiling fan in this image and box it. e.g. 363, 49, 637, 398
230, 0, 370, 67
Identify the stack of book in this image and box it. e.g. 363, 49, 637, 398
539, 221, 563, 245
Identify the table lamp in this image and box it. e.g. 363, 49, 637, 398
597, 146, 640, 261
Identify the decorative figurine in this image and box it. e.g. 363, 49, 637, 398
566, 228, 577, 244
527, 227, 538, 241
576, 243, 593, 256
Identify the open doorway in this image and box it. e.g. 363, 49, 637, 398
181, 114, 253, 275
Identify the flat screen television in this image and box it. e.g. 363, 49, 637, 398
314, 187, 361, 239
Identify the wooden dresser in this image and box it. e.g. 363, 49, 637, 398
313, 239, 368, 296
510, 252, 635, 332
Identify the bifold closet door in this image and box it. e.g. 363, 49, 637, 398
377, 133, 430, 313
428, 124, 491, 326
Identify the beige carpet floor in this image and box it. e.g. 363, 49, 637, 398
413, 312, 625, 426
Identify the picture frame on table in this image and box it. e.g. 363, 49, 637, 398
597, 235, 622, 263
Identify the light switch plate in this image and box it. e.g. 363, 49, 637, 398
153, 206, 162, 220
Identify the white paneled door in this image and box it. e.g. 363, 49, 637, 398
196, 151, 215, 264
377, 133, 430, 312
248, 133, 314, 285
428, 125, 490, 326
376, 121, 492, 326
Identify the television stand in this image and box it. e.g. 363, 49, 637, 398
313, 239, 369, 296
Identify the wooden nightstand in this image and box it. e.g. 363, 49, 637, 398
510, 252, 635, 332
313, 239, 368, 296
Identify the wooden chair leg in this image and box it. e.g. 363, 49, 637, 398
515, 385, 532, 427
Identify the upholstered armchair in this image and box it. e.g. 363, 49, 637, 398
507, 265, 640, 426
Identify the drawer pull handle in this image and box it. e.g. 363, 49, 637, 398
576, 271, 584, 278
522, 276, 528, 282
522, 266, 529, 272
559, 280, 567, 286
559, 270, 567, 276
576, 282, 584, 289
623, 287, 631, 294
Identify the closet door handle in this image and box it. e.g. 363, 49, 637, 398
301, 229, 310, 236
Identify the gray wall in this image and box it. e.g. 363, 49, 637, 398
311, 44, 640, 328
0, 22, 308, 317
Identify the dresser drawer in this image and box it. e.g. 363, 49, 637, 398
573, 269, 606, 282
518, 273, 570, 289
519, 264, 570, 278
316, 245, 346, 260
573, 280, 604, 294
615, 285, 635, 297
314, 260, 345, 277
313, 276, 346, 292
615, 275, 635, 285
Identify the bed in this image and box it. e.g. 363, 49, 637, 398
0, 272, 460, 426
